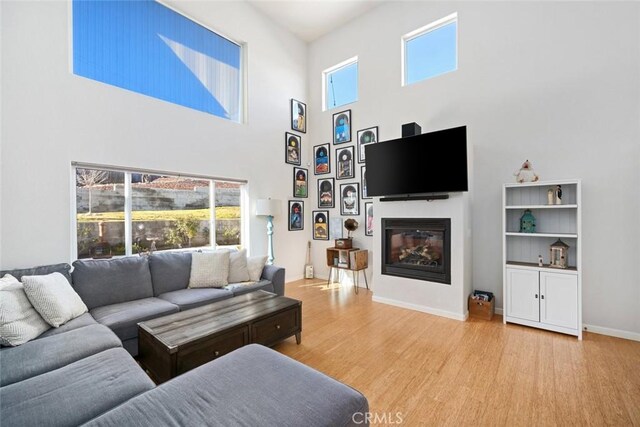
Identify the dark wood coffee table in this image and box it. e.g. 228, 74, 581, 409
138, 291, 301, 383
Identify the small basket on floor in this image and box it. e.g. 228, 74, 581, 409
468, 294, 495, 321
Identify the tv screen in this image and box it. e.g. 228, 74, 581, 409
365, 126, 468, 197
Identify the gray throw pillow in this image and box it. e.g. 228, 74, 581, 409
189, 251, 230, 288
22, 272, 88, 328
0, 274, 51, 346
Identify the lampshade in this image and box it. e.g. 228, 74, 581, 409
255, 199, 281, 217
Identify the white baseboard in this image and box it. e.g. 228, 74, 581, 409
372, 295, 467, 321
495, 307, 504, 315
582, 324, 640, 342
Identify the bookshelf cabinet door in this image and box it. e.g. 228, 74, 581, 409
506, 268, 540, 322
540, 272, 578, 329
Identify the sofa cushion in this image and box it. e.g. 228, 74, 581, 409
0, 324, 121, 386
158, 288, 234, 311
37, 312, 97, 339
90, 297, 179, 341
224, 279, 274, 296
0, 275, 51, 346
247, 255, 268, 281
189, 251, 230, 288
84, 344, 368, 427
72, 257, 154, 310
0, 348, 155, 427
0, 262, 72, 284
228, 249, 250, 283
22, 272, 88, 327
148, 251, 192, 295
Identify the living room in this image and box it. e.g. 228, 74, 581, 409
1, 0, 639, 425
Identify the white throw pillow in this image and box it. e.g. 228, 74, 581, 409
22, 272, 88, 328
247, 255, 268, 282
189, 251, 230, 288
0, 275, 51, 346
228, 249, 250, 283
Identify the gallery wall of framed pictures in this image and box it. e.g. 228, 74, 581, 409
285, 98, 379, 240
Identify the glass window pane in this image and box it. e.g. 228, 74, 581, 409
215, 182, 242, 247
73, 0, 242, 121
325, 61, 358, 110
76, 168, 125, 259
406, 21, 457, 85
131, 175, 211, 252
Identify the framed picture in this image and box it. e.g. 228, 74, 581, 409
291, 99, 306, 133
335, 146, 354, 180
340, 183, 360, 215
365, 202, 373, 236
357, 126, 378, 163
313, 143, 331, 175
333, 109, 351, 144
285, 132, 301, 166
293, 167, 308, 198
317, 178, 335, 208
329, 216, 343, 239
361, 166, 371, 199
312, 210, 329, 240
288, 200, 304, 231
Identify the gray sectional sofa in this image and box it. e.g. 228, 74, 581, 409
0, 255, 368, 426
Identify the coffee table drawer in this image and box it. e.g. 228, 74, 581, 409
251, 307, 300, 346
177, 326, 249, 375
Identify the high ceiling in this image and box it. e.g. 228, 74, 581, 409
246, 0, 385, 42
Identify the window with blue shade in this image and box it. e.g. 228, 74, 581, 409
324, 58, 358, 110
403, 13, 457, 86
73, 0, 242, 122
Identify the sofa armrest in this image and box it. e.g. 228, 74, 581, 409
261, 265, 285, 296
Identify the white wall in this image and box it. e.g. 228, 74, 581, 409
0, 1, 308, 279
307, 2, 640, 335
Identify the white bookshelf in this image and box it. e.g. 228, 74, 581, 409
502, 179, 582, 339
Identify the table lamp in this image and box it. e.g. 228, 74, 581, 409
255, 199, 281, 265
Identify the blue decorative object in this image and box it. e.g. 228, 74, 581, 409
519, 209, 536, 233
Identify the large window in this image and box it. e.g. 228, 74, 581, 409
74, 165, 244, 259
323, 57, 358, 111
72, 0, 243, 122
402, 13, 458, 86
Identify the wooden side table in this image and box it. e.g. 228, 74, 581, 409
326, 247, 369, 294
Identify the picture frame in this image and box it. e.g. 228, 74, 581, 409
365, 202, 373, 236
329, 216, 343, 240
335, 146, 355, 180
313, 143, 331, 175
340, 182, 360, 215
361, 166, 371, 199
312, 210, 329, 241
317, 178, 335, 208
285, 132, 301, 166
290, 99, 306, 133
332, 109, 351, 144
288, 200, 304, 231
357, 126, 378, 163
293, 167, 308, 198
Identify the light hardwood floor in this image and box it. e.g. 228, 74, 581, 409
273, 279, 640, 426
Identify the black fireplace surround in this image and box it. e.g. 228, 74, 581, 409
381, 218, 451, 284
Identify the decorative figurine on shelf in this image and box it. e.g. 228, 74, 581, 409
555, 185, 563, 205
519, 209, 536, 233
538, 255, 544, 267
514, 159, 540, 183
547, 188, 555, 205
549, 239, 569, 268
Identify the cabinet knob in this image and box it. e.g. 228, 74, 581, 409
535, 294, 538, 299
214, 351, 220, 356
275, 324, 281, 330
541, 295, 545, 299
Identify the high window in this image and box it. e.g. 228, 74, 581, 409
73, 165, 245, 259
72, 0, 243, 122
323, 57, 358, 111
402, 13, 458, 86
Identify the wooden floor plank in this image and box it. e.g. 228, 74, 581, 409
274, 279, 640, 425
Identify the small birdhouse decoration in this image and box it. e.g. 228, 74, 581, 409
549, 239, 569, 268
519, 209, 536, 233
